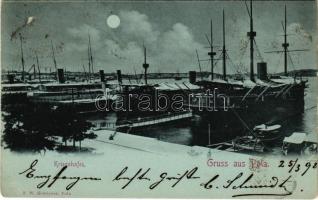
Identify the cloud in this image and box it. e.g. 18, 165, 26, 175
262, 22, 314, 71
67, 24, 101, 41
119, 10, 159, 43
287, 23, 312, 43
104, 39, 143, 61
112, 22, 202, 72
262, 22, 312, 56
161, 23, 201, 53
61, 11, 205, 72
153, 23, 204, 71
64, 42, 88, 53
65, 24, 101, 52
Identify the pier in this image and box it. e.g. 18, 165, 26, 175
92, 111, 193, 131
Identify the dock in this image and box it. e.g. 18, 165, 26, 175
92, 111, 193, 131
89, 128, 255, 157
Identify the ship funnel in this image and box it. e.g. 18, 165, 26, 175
57, 68, 65, 83
257, 62, 267, 80
99, 70, 105, 82
189, 71, 197, 84
117, 70, 122, 84
142, 45, 149, 85
7, 74, 15, 84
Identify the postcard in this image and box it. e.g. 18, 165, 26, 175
1, 0, 317, 198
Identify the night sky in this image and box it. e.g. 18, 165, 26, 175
1, 0, 317, 75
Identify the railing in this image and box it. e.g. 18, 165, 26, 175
93, 111, 193, 130
116, 111, 193, 126
92, 122, 117, 130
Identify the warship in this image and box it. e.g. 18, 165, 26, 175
188, 1, 308, 134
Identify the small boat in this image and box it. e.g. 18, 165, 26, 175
209, 135, 265, 153
174, 76, 182, 81
253, 124, 282, 141
282, 132, 317, 155
253, 124, 281, 132
232, 136, 265, 153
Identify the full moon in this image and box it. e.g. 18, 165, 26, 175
107, 15, 120, 29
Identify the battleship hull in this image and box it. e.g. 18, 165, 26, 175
190, 79, 306, 133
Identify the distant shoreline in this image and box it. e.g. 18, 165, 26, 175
1, 68, 317, 80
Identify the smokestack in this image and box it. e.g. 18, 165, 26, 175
143, 45, 149, 85
57, 68, 65, 83
99, 70, 105, 82
117, 70, 122, 84
189, 71, 197, 84
7, 74, 14, 84
257, 62, 267, 80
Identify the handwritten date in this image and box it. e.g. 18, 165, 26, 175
278, 159, 317, 176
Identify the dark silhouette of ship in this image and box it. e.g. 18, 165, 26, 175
188, 1, 308, 135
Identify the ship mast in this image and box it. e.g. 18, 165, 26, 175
283, 5, 289, 76
89, 34, 94, 78
87, 34, 91, 81
222, 10, 227, 80
264, 5, 308, 74
143, 44, 149, 85
33, 64, 36, 79
208, 20, 216, 80
35, 52, 41, 83
51, 40, 58, 80
19, 34, 25, 82
196, 49, 203, 80
247, 0, 256, 82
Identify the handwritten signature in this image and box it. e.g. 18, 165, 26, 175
113, 166, 295, 197
19, 159, 101, 190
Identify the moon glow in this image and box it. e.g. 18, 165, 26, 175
107, 15, 120, 29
